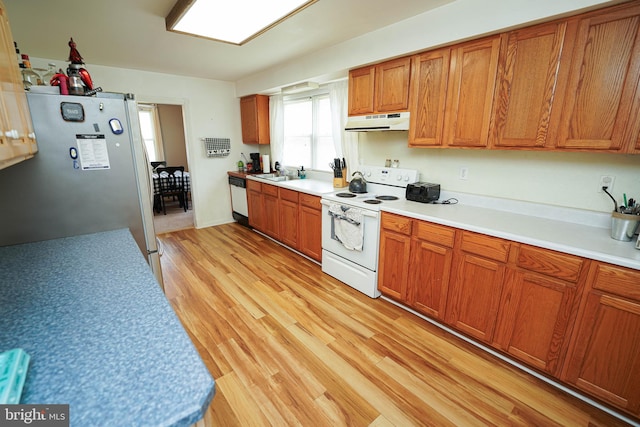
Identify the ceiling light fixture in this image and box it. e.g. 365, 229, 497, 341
166, 0, 318, 45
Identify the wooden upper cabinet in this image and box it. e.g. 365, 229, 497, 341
488, 21, 568, 149
443, 36, 501, 148
348, 57, 411, 116
240, 94, 270, 145
348, 66, 375, 115
0, 1, 37, 170
555, 3, 640, 152
408, 49, 450, 147
375, 57, 411, 113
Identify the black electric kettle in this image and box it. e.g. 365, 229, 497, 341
349, 171, 367, 193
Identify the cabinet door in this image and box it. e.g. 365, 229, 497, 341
348, 66, 375, 116
446, 252, 506, 342
378, 229, 411, 300
247, 189, 264, 231
563, 291, 640, 414
446, 232, 509, 342
278, 198, 297, 247
240, 95, 270, 145
555, 4, 640, 151
262, 185, 280, 239
375, 57, 411, 113
298, 194, 321, 262
443, 36, 501, 148
0, 3, 36, 169
494, 269, 577, 375
408, 49, 450, 147
279, 189, 299, 249
408, 239, 452, 320
489, 21, 567, 149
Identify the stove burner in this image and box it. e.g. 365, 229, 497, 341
364, 199, 382, 204
335, 193, 356, 198
376, 195, 398, 201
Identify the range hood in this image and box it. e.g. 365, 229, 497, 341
345, 112, 410, 132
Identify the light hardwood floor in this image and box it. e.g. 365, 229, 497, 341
159, 223, 631, 427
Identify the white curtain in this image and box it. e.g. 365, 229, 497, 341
269, 94, 284, 168
329, 80, 359, 180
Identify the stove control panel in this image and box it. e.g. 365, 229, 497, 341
359, 165, 419, 187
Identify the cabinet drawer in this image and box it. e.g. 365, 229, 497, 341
381, 212, 412, 235
516, 245, 585, 283
280, 188, 299, 203
459, 231, 510, 262
300, 193, 320, 209
414, 221, 455, 247
247, 179, 261, 192
262, 183, 278, 197
591, 263, 640, 301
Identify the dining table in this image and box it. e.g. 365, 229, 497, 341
152, 170, 190, 213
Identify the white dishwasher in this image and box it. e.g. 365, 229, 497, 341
228, 175, 250, 227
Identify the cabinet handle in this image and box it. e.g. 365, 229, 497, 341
28, 133, 36, 139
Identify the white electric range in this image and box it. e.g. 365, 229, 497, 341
320, 165, 419, 298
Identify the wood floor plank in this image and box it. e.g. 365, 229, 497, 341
159, 224, 632, 427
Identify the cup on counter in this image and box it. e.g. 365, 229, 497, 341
610, 211, 640, 241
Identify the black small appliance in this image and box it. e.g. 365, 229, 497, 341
249, 153, 261, 173
406, 182, 441, 203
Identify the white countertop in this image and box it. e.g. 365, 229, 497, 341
384, 192, 640, 270
247, 175, 340, 197
246, 177, 640, 270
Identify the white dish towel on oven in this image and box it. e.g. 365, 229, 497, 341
328, 202, 364, 251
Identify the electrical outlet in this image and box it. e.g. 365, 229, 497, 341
598, 175, 615, 192
459, 167, 469, 180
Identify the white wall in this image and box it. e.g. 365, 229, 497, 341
29, 57, 247, 228
358, 132, 639, 213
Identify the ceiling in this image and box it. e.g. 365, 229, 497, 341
4, 0, 451, 83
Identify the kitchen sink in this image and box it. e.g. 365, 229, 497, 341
254, 173, 293, 182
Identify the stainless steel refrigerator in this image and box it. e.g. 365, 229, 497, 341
0, 92, 163, 287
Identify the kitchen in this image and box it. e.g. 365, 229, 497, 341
2, 0, 640, 425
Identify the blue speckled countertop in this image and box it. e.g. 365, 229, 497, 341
0, 229, 214, 426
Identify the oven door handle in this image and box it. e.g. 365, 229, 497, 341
320, 199, 378, 217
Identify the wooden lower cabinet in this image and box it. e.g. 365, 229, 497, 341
562, 262, 640, 417
279, 188, 299, 249
444, 231, 510, 343
247, 180, 265, 231
247, 180, 321, 262
378, 213, 454, 317
262, 183, 280, 240
493, 245, 586, 375
298, 193, 321, 262
378, 214, 412, 300
377, 213, 640, 417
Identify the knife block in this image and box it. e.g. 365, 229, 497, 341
333, 169, 347, 188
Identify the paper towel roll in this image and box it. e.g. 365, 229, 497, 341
263, 155, 270, 173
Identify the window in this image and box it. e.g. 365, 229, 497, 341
138, 104, 164, 162
282, 92, 335, 171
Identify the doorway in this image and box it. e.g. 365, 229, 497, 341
138, 102, 194, 234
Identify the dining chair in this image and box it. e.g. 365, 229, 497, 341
150, 161, 167, 171
155, 166, 188, 214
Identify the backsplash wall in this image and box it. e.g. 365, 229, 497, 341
359, 132, 639, 213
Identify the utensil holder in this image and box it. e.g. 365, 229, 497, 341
333, 169, 347, 188
610, 211, 640, 241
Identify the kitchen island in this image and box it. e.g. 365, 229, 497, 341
0, 229, 214, 426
